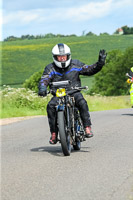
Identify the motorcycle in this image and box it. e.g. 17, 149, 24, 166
48, 80, 88, 156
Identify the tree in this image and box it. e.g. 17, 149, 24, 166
56, 34, 65, 37
100, 32, 109, 36
44, 33, 56, 38
114, 25, 133, 35
121, 26, 130, 34
86, 31, 96, 36
68, 34, 77, 37
90, 47, 133, 96
4, 36, 19, 41
21, 35, 31, 40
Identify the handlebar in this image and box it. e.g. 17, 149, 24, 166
46, 85, 88, 95
126, 73, 132, 79
71, 86, 88, 90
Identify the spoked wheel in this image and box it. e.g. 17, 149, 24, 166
57, 111, 71, 156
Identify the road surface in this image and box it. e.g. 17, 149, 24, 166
1, 108, 133, 200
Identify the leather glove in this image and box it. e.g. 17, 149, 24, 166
98, 49, 107, 64
38, 85, 47, 97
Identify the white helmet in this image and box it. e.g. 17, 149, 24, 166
52, 43, 71, 68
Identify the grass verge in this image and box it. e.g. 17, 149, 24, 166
0, 87, 131, 119
85, 95, 131, 111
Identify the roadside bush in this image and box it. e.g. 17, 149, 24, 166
23, 70, 43, 93
1, 86, 50, 110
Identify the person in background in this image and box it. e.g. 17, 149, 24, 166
127, 67, 133, 108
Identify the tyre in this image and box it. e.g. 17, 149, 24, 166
57, 111, 71, 156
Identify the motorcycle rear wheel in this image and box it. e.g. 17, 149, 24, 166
73, 138, 81, 150
58, 111, 71, 156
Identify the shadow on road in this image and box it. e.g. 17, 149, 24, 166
122, 113, 133, 116
30, 146, 90, 157
31, 146, 63, 157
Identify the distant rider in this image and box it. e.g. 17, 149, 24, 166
38, 43, 107, 144
127, 67, 133, 108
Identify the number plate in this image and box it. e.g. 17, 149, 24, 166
56, 88, 66, 97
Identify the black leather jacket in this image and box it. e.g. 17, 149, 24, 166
39, 59, 104, 91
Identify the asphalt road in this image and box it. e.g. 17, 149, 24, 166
1, 108, 133, 200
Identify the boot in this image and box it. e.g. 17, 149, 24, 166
85, 126, 93, 138
49, 132, 57, 144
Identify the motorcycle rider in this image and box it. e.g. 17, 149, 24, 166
127, 67, 133, 108
38, 43, 107, 144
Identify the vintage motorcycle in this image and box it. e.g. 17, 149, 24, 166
48, 80, 88, 156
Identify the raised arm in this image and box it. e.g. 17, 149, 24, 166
80, 49, 107, 76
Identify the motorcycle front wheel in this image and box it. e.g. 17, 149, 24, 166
57, 111, 71, 156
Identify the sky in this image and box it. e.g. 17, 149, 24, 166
1, 0, 133, 41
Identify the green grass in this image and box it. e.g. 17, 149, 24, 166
1, 35, 133, 87
1, 106, 45, 118
85, 95, 131, 111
